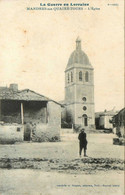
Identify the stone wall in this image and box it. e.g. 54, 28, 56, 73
0, 124, 24, 144
1, 100, 47, 124
32, 101, 61, 142
47, 101, 61, 125
0, 100, 61, 143
32, 123, 60, 142
1, 100, 21, 123
23, 101, 47, 124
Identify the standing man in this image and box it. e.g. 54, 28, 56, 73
78, 128, 88, 157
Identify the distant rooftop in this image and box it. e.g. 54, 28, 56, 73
95, 109, 119, 117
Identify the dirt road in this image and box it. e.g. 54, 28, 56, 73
0, 169, 124, 195
0, 133, 124, 195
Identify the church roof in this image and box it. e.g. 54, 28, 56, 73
66, 37, 91, 68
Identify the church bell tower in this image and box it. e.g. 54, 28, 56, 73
65, 37, 95, 128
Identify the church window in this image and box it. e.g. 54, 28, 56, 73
83, 106, 87, 110
82, 97, 86, 102
68, 73, 70, 83
85, 71, 89, 82
79, 71, 82, 81
71, 72, 73, 82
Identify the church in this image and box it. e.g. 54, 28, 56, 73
62, 37, 95, 129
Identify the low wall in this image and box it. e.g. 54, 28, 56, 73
0, 123, 60, 143
32, 123, 60, 142
0, 124, 24, 144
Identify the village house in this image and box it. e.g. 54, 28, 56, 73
0, 84, 62, 144
112, 108, 125, 146
112, 108, 125, 137
95, 109, 118, 130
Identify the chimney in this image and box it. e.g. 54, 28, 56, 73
9, 83, 18, 91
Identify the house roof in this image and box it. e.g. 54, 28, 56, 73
95, 110, 118, 117
113, 107, 125, 119
118, 107, 125, 115
59, 100, 66, 105
100, 110, 117, 116
0, 86, 62, 106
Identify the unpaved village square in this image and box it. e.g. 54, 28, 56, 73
0, 132, 124, 195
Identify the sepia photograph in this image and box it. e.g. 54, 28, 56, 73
0, 0, 124, 194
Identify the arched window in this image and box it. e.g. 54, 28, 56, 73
79, 71, 82, 81
71, 72, 73, 82
82, 114, 88, 126
85, 71, 89, 82
68, 73, 70, 83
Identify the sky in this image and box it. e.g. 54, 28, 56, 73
0, 0, 124, 112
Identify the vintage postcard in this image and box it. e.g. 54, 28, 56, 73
0, 0, 124, 194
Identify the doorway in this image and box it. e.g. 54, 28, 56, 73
82, 114, 88, 126
24, 123, 31, 141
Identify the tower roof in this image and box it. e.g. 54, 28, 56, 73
76, 36, 81, 42
66, 38, 91, 68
